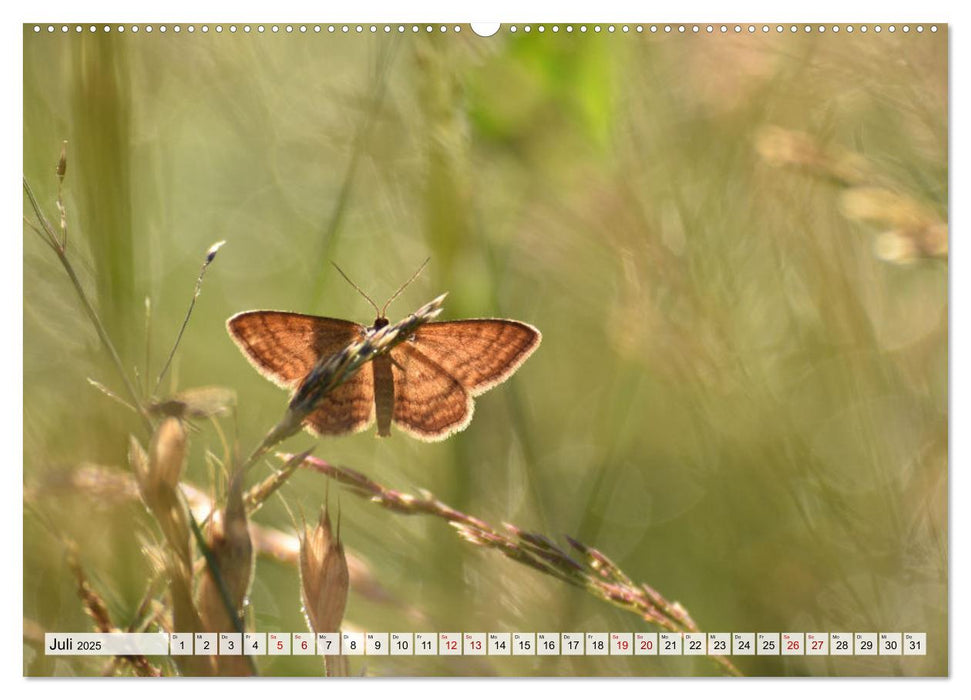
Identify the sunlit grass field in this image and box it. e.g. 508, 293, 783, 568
23, 24, 947, 676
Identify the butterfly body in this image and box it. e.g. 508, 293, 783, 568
371, 347, 395, 437
227, 303, 540, 441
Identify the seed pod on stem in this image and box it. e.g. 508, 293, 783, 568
299, 506, 349, 676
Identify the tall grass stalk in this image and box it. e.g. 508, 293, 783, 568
284, 452, 742, 677
24, 167, 254, 675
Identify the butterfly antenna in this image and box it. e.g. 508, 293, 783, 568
381, 257, 430, 317
331, 262, 380, 317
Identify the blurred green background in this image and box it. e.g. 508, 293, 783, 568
23, 24, 947, 676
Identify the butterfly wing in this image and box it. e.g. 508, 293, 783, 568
409, 319, 541, 395
226, 311, 365, 388
228, 311, 375, 436
389, 343, 473, 441
303, 367, 376, 436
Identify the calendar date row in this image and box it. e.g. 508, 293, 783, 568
46, 632, 927, 657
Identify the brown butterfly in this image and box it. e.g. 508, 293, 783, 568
227, 265, 541, 441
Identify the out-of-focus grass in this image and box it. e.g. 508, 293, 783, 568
24, 26, 947, 676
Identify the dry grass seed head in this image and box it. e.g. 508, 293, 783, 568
197, 473, 254, 633
299, 507, 349, 634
